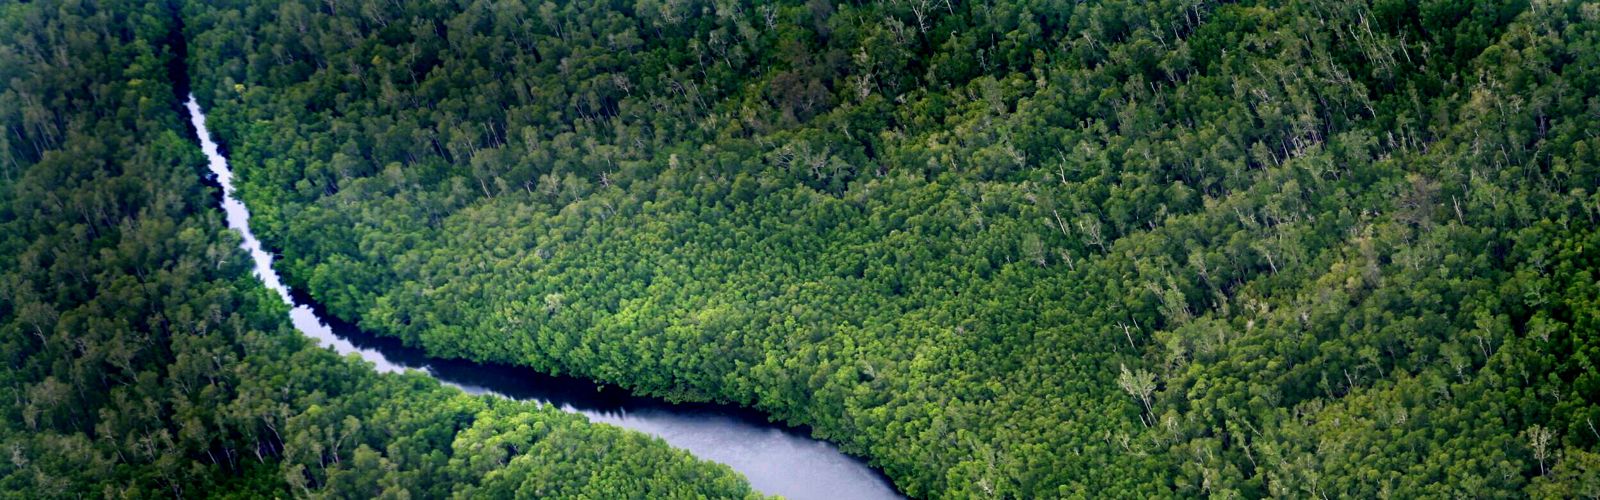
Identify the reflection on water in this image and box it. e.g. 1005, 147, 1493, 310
184, 95, 900, 500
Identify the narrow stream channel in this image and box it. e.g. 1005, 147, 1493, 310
184, 95, 902, 500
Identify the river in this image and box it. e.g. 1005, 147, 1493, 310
183, 95, 902, 500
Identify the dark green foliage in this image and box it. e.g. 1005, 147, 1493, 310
0, 1, 761, 497
110, 0, 1600, 496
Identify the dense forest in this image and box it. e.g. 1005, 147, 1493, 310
179, 0, 1600, 497
0, 0, 762, 497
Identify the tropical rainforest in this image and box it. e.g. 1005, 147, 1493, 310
6, 0, 1600, 497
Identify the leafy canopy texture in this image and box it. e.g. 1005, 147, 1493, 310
179, 0, 1600, 497
0, 1, 761, 497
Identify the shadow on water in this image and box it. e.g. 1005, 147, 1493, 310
177, 87, 902, 499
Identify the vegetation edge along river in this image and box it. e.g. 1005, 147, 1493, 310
183, 91, 901, 499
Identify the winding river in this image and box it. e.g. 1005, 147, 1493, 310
184, 95, 901, 500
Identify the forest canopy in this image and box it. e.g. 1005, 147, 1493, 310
5, 0, 1600, 497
